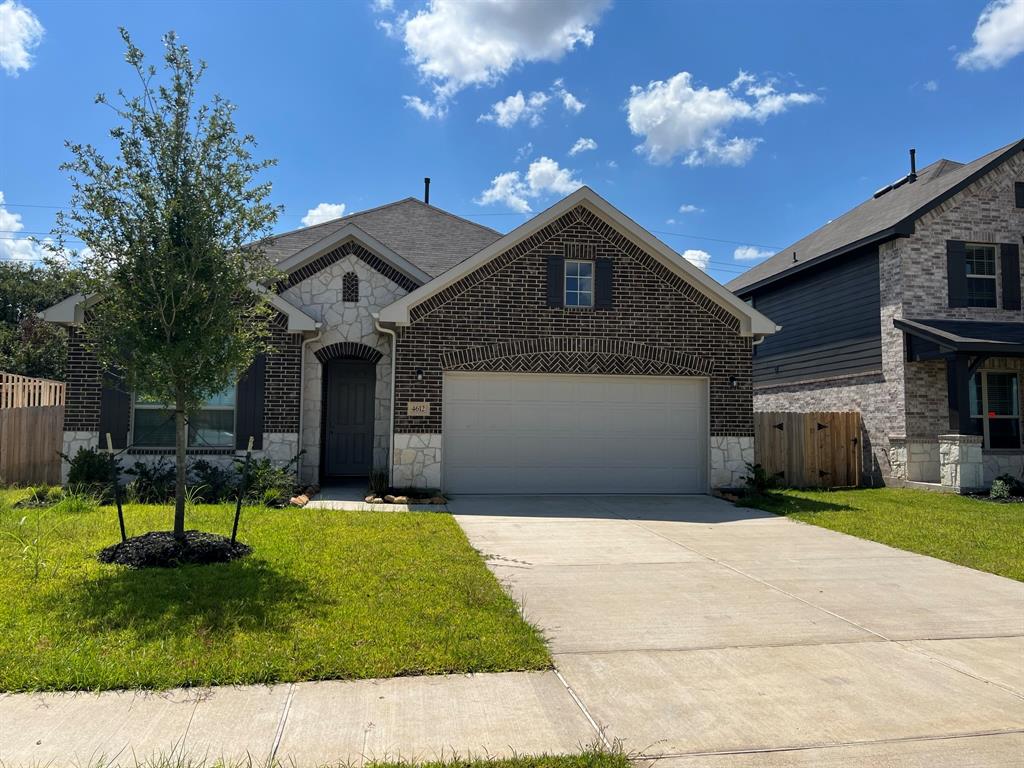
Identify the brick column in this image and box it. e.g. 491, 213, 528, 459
938, 434, 984, 493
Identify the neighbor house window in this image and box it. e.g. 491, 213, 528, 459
970, 371, 1021, 450
965, 243, 998, 308
132, 384, 236, 449
564, 260, 594, 307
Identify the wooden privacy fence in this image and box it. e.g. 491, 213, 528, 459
1, 372, 65, 408
754, 411, 863, 488
0, 372, 66, 485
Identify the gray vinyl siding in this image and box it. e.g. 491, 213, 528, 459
746, 248, 882, 385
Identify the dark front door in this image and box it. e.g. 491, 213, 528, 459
322, 359, 376, 480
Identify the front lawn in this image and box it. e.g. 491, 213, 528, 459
742, 487, 1024, 581
0, 491, 550, 691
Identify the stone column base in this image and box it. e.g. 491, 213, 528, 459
61, 431, 99, 485
392, 433, 442, 489
888, 435, 908, 481
938, 434, 984, 493
710, 435, 754, 488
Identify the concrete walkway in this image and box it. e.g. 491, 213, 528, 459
2, 495, 1022, 766
451, 495, 1024, 766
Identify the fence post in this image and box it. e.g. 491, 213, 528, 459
231, 435, 254, 545
106, 432, 127, 543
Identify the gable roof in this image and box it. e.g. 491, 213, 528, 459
379, 187, 778, 337
727, 138, 1024, 294
259, 198, 502, 278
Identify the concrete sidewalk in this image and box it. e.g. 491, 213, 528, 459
1, 671, 598, 765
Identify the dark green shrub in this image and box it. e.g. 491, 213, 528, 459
15, 485, 64, 508
368, 467, 388, 497
741, 462, 777, 495
238, 450, 303, 500
990, 478, 1012, 500
188, 459, 239, 502
62, 447, 120, 500
124, 459, 176, 503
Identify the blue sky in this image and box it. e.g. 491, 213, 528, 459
1, 0, 1022, 285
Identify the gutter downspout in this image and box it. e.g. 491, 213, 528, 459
374, 314, 397, 488
297, 324, 323, 482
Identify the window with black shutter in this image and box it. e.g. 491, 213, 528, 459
1015, 182, 1024, 209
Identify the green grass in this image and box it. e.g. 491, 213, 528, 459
742, 487, 1024, 581
0, 493, 550, 691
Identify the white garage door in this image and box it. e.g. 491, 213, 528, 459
443, 372, 707, 494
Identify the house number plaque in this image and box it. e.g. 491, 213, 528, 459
407, 401, 431, 417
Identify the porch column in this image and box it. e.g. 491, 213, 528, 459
938, 434, 984, 493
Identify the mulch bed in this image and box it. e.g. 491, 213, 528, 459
98, 530, 252, 569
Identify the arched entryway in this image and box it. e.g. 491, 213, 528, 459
316, 343, 382, 483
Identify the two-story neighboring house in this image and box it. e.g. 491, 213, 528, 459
728, 138, 1023, 491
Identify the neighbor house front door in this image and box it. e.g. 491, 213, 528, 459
322, 359, 375, 480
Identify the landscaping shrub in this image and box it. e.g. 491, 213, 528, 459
62, 447, 120, 500
741, 462, 777, 494
15, 485, 64, 508
240, 451, 303, 501
124, 459, 176, 503
369, 467, 389, 497
188, 459, 238, 502
990, 473, 1022, 501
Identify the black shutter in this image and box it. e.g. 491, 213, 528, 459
235, 354, 265, 450
98, 373, 131, 449
595, 259, 614, 309
1001, 243, 1021, 311
946, 240, 968, 308
1014, 182, 1024, 209
546, 255, 565, 308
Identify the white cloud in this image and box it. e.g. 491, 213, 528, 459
607, 159, 618, 169
479, 80, 586, 127
923, 79, 939, 91
553, 78, 585, 113
681, 249, 711, 271
734, 245, 775, 261
404, 95, 445, 119
393, 0, 609, 117
515, 142, 534, 163
371, 0, 393, 11
956, 0, 1024, 70
0, 191, 47, 262
678, 203, 703, 213
626, 70, 819, 166
301, 202, 346, 227
569, 137, 598, 156
479, 90, 550, 127
0, 0, 44, 76
476, 156, 583, 213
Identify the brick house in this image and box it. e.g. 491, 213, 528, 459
729, 138, 1024, 491
43, 187, 776, 494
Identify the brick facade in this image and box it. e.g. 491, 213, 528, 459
63, 326, 101, 432
753, 149, 1024, 487
264, 317, 303, 433
393, 204, 754, 436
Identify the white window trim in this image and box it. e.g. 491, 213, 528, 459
131, 389, 238, 450
564, 259, 594, 308
970, 369, 1021, 450
965, 242, 999, 309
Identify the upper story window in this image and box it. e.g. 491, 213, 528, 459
133, 384, 236, 448
564, 260, 594, 307
965, 243, 997, 308
970, 371, 1021, 450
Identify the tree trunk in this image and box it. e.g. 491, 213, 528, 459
173, 402, 187, 539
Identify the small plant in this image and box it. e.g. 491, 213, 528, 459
124, 459, 176, 503
188, 459, 239, 502
260, 487, 288, 508
183, 484, 207, 515
52, 488, 98, 515
989, 473, 1022, 501
62, 447, 120, 497
240, 451, 303, 501
368, 467, 389, 497
3, 506, 64, 580
741, 462, 777, 495
15, 485, 64, 508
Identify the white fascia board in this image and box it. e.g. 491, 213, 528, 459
379, 186, 778, 336
38, 292, 98, 325
272, 222, 432, 288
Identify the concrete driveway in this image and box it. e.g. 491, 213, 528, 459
449, 495, 1024, 766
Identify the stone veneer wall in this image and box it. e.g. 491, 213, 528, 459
281, 251, 409, 484
392, 204, 754, 489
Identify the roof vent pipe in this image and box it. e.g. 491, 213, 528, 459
424, 177, 431, 205
908, 149, 917, 182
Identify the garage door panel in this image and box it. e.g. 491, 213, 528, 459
443, 372, 708, 494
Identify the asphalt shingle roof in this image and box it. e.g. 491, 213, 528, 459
727, 138, 1024, 293
259, 198, 502, 279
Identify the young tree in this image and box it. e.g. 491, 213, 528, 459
54, 30, 280, 538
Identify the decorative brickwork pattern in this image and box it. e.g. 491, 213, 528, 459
63, 327, 101, 431
278, 240, 420, 293
314, 341, 383, 364
442, 337, 712, 376
395, 206, 752, 435
263, 320, 302, 433
342, 272, 359, 302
